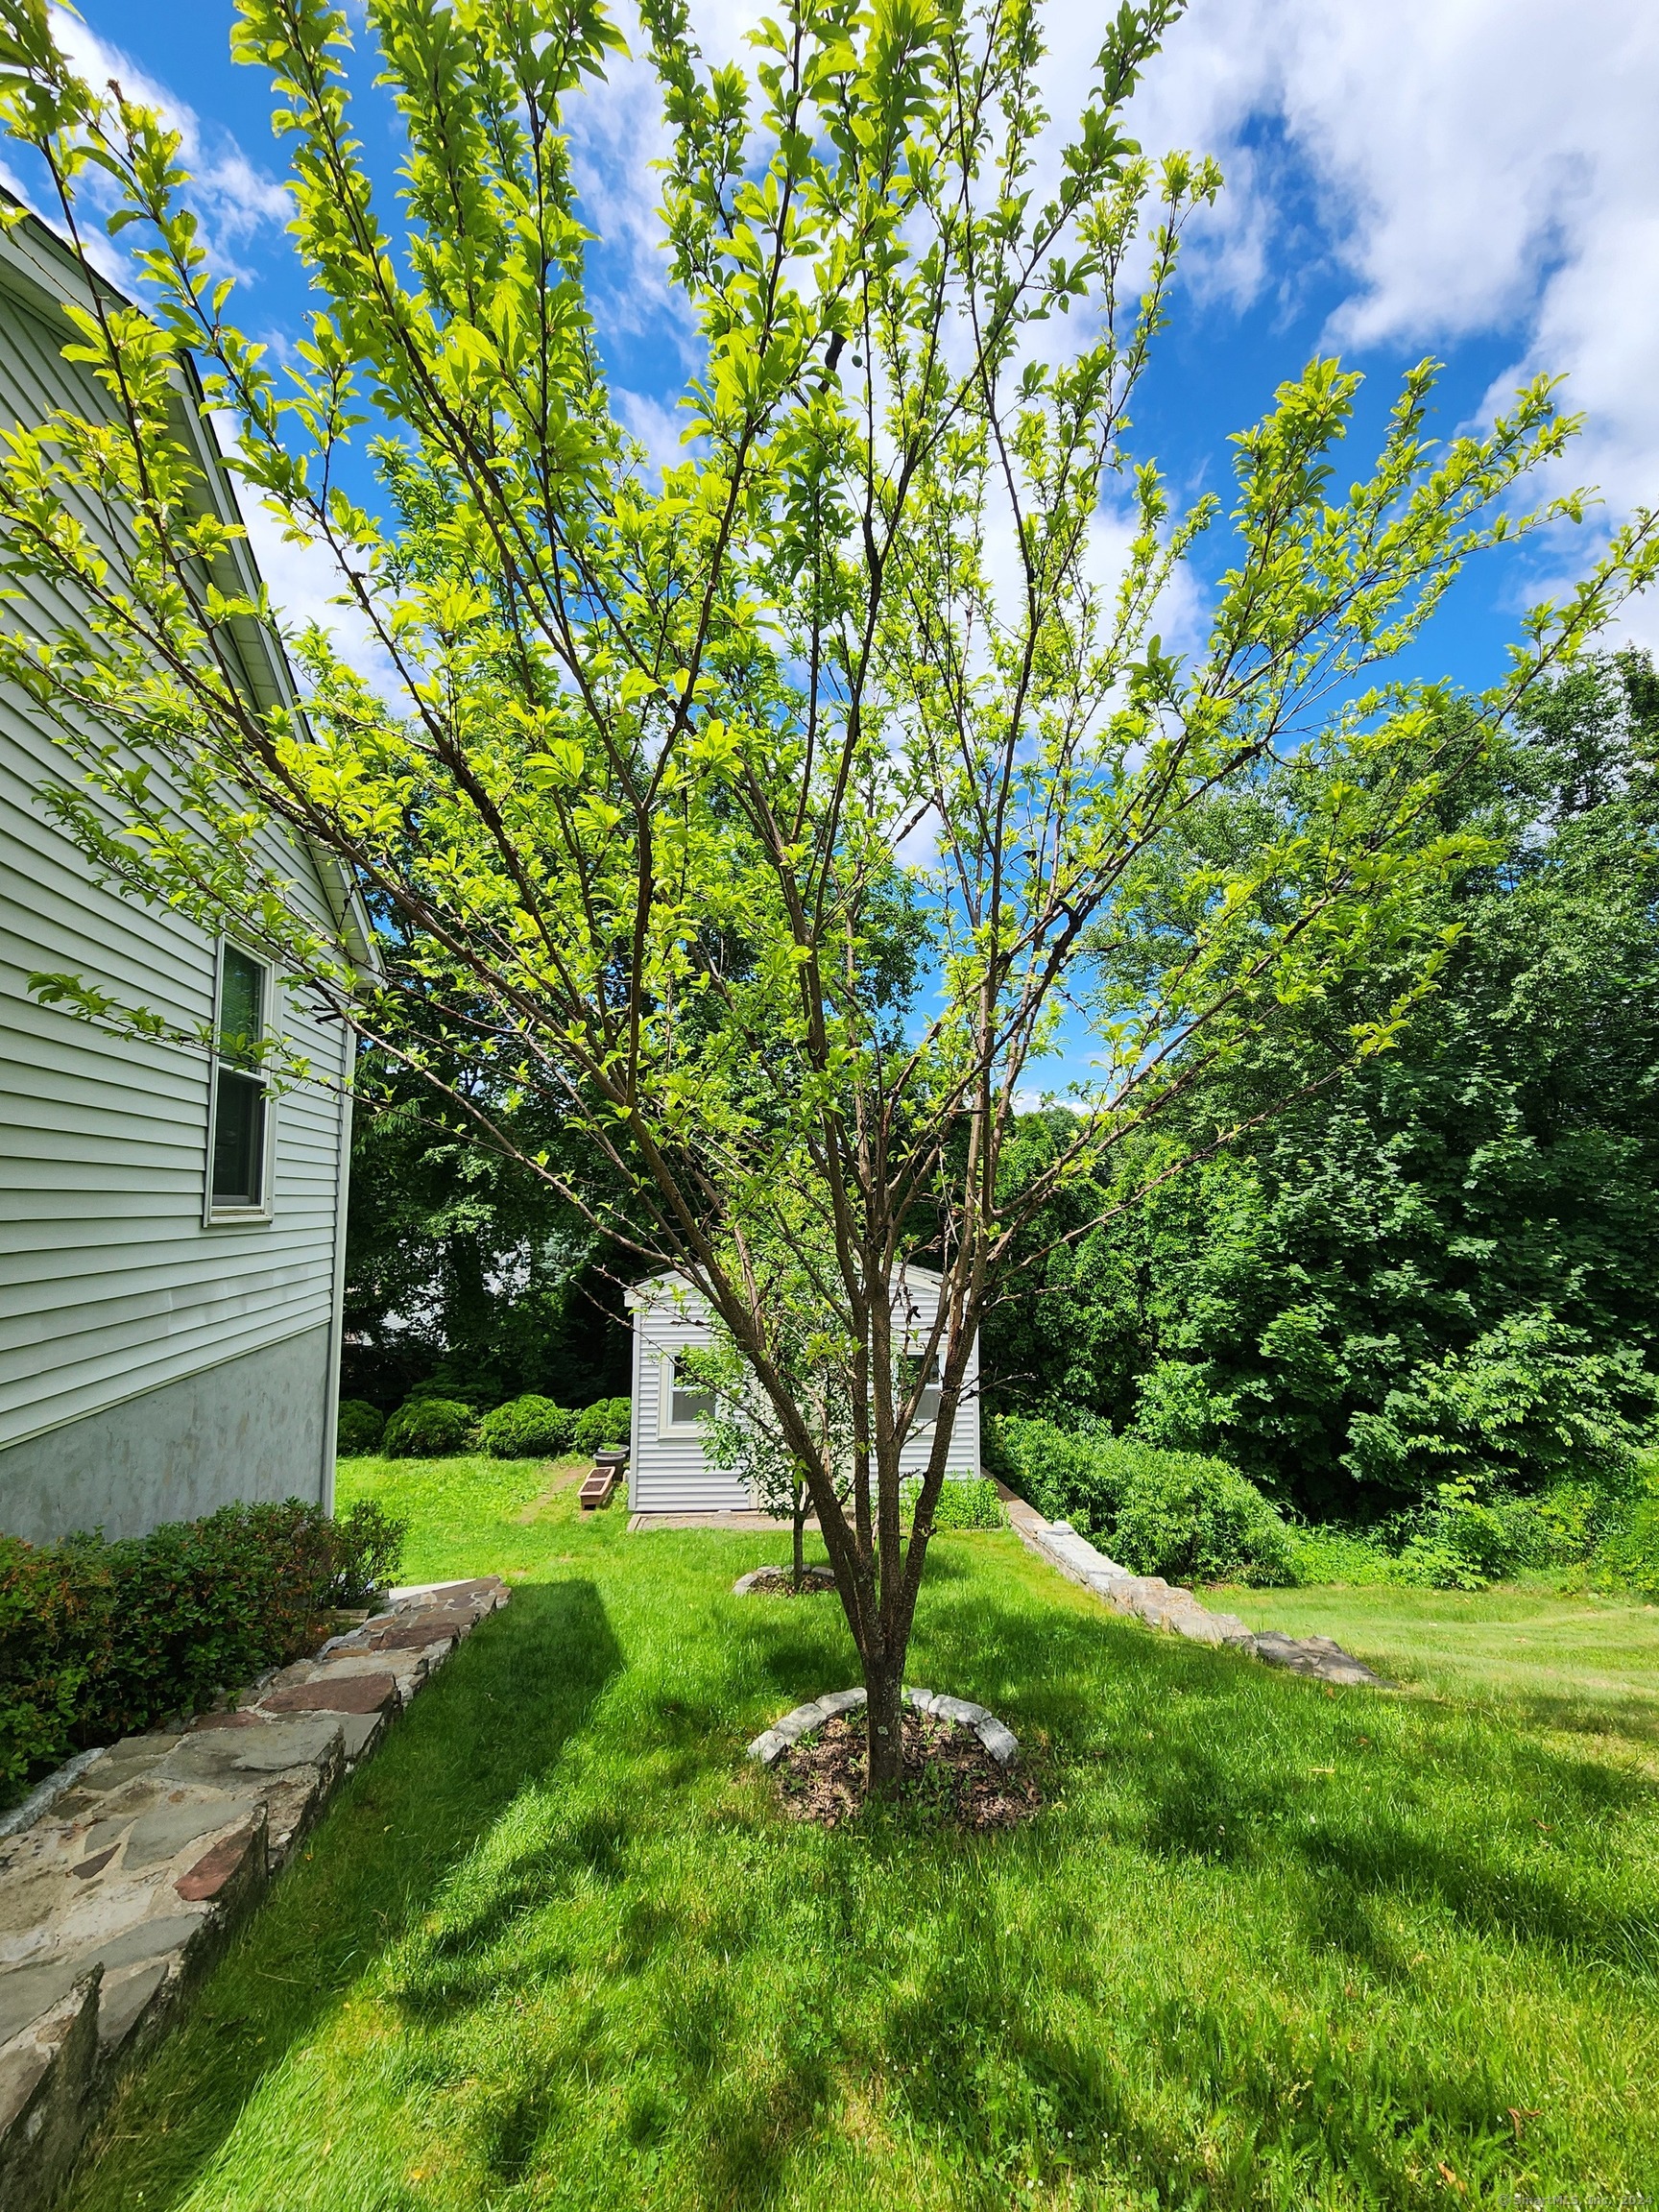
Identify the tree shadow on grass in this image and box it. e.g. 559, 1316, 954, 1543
902, 1576, 1659, 1978
61, 1578, 623, 2212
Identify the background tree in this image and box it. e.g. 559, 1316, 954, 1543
0, 0, 1651, 1791
343, 987, 632, 1409
988, 650, 1659, 1515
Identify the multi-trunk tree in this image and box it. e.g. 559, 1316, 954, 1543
0, 0, 1650, 1791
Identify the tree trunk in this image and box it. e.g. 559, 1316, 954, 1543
864, 1655, 905, 1797
792, 1481, 806, 1588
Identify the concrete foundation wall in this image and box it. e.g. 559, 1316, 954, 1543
0, 1325, 330, 1544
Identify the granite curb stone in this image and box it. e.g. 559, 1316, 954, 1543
747, 1685, 1021, 1769
0, 1575, 510, 2212
994, 1491, 1384, 1686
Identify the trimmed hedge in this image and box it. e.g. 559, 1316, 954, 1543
336, 1398, 385, 1455
0, 1498, 405, 1806
479, 1395, 576, 1459
573, 1397, 632, 1456
383, 1396, 477, 1457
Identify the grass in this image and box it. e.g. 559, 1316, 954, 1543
1215, 1581, 1659, 1743
63, 1458, 1659, 2210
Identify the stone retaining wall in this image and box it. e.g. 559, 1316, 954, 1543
0, 1575, 509, 2212
995, 1490, 1384, 1688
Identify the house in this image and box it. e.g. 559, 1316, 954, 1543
0, 204, 372, 1544
625, 1266, 981, 1515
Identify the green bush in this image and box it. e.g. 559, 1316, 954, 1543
990, 1412, 1294, 1584
336, 1399, 385, 1455
986, 1408, 1118, 1530
479, 1388, 579, 1459
0, 1498, 406, 1806
382, 1396, 477, 1457
1595, 1454, 1659, 1599
1109, 1449, 1298, 1586
572, 1397, 632, 1456
901, 1475, 1004, 1531
331, 1498, 407, 1605
479, 1395, 576, 1459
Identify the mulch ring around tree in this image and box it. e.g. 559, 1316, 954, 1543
776, 1711, 1041, 1830
733, 1564, 838, 1597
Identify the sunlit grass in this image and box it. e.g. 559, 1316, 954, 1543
67, 1461, 1659, 2210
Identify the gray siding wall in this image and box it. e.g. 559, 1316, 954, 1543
629, 1297, 751, 1512
0, 273, 351, 1536
0, 1324, 332, 1544
626, 1270, 981, 1511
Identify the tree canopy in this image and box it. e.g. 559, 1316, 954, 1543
0, 0, 1652, 1788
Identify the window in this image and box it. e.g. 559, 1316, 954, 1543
208, 944, 270, 1215
661, 1351, 713, 1433
905, 1347, 944, 1426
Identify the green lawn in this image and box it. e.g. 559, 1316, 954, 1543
65, 1459, 1659, 2210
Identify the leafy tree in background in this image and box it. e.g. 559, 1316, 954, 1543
342, 1013, 632, 1410
988, 651, 1659, 1515
0, 0, 1651, 1790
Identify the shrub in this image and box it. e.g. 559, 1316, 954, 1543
902, 1474, 1004, 1531
572, 1397, 632, 1456
336, 1398, 385, 1455
1109, 1448, 1298, 1586
330, 1498, 407, 1605
1594, 1453, 1659, 1600
0, 1499, 406, 1806
990, 1411, 1294, 1584
382, 1396, 477, 1457
986, 1409, 1118, 1529
478, 1395, 576, 1459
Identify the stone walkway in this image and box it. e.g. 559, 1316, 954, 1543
0, 1575, 509, 2212
996, 1487, 1385, 1688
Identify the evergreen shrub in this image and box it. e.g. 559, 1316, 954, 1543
573, 1397, 632, 1455
479, 1395, 576, 1458
0, 1498, 405, 1805
382, 1396, 477, 1456
336, 1398, 385, 1455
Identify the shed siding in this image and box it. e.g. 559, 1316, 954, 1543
0, 267, 349, 1471
626, 1270, 980, 1511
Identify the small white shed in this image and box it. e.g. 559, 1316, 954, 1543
624, 1266, 981, 1515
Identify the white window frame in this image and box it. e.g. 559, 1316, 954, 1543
204, 936, 276, 1227
657, 1346, 712, 1438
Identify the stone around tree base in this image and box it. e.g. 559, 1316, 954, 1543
747, 1685, 1020, 1768
731, 1564, 838, 1597
0, 1575, 510, 2212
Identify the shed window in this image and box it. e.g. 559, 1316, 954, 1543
210, 945, 270, 1213
904, 1348, 944, 1426
664, 1353, 713, 1431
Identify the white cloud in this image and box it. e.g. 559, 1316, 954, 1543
1115, 0, 1659, 637
47, 5, 288, 285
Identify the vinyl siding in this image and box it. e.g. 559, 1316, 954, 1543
626, 1269, 981, 1510
0, 264, 350, 1458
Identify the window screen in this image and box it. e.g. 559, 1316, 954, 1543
211, 947, 268, 1210
668, 1354, 713, 1428
905, 1349, 943, 1425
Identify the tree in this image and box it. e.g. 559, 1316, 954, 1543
342, 968, 632, 1408
987, 652, 1659, 1514
0, 0, 1651, 1792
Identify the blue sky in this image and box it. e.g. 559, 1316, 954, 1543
14, 0, 1652, 696
4, 0, 1654, 1093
